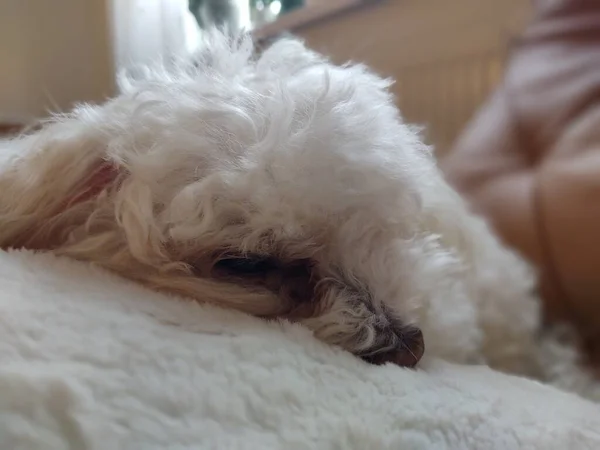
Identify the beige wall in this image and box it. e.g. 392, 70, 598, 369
0, 0, 114, 122
298, 0, 533, 152
0, 0, 193, 123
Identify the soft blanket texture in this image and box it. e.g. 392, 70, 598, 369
1, 250, 600, 449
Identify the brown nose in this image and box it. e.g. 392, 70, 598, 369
363, 326, 425, 368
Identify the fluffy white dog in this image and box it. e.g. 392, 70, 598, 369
0, 33, 595, 395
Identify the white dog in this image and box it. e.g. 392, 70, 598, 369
0, 33, 595, 396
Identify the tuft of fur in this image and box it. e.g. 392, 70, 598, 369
0, 31, 597, 396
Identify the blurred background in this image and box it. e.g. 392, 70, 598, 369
0, 0, 531, 154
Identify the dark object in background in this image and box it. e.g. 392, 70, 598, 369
250, 0, 304, 14
188, 0, 305, 31
189, 0, 240, 31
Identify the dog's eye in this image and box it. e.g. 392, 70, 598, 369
214, 256, 277, 275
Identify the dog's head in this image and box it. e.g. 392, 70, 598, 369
3, 33, 475, 367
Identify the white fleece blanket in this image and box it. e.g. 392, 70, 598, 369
1, 250, 600, 449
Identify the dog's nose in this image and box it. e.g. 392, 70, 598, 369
388, 327, 425, 367
363, 326, 425, 368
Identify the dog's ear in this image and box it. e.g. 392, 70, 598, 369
0, 124, 121, 250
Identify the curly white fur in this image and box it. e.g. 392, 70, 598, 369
0, 32, 596, 395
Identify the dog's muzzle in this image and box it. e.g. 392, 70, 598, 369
361, 325, 425, 368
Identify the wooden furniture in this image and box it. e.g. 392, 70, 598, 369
292, 0, 533, 154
